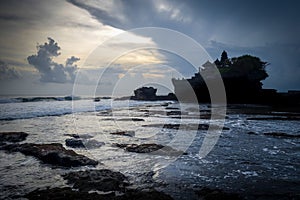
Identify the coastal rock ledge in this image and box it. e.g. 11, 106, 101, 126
1, 143, 98, 167
113, 143, 186, 156
25, 169, 173, 200
0, 132, 28, 143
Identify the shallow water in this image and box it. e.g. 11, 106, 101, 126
0, 99, 299, 199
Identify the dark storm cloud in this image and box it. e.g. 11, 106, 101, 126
67, 0, 191, 30
67, 0, 300, 44
27, 37, 79, 83
0, 60, 21, 80
0, 14, 25, 21
68, 0, 300, 91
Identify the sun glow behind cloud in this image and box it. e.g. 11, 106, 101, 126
0, 0, 299, 95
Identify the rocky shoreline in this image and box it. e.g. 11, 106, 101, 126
0, 132, 175, 199
0, 103, 299, 200
0, 131, 244, 200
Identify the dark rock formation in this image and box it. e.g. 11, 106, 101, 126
94, 97, 101, 102
247, 131, 258, 135
0, 132, 28, 143
247, 116, 300, 120
1, 143, 98, 167
64, 133, 80, 138
165, 107, 179, 110
64, 133, 94, 139
143, 123, 229, 131
264, 132, 300, 138
117, 118, 145, 122
25, 169, 173, 200
131, 87, 177, 101
133, 87, 157, 100
122, 190, 173, 200
24, 187, 173, 200
113, 143, 186, 156
24, 187, 111, 200
62, 169, 128, 192
110, 131, 135, 137
195, 187, 241, 200
65, 138, 85, 148
166, 111, 185, 116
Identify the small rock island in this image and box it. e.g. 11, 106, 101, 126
131, 86, 177, 101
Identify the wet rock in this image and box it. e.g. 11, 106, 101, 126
247, 116, 300, 120
263, 132, 300, 138
94, 97, 101, 102
165, 107, 179, 110
143, 123, 229, 131
65, 138, 85, 148
117, 118, 145, 122
195, 187, 241, 200
113, 143, 186, 156
62, 169, 128, 192
161, 102, 170, 106
139, 109, 150, 113
64, 133, 80, 139
24, 187, 173, 200
24, 187, 113, 200
143, 123, 188, 129
110, 131, 135, 137
121, 190, 173, 200
247, 131, 258, 135
84, 139, 105, 148
166, 111, 182, 116
97, 110, 112, 116
127, 143, 164, 153
1, 143, 98, 167
130, 171, 167, 191
64, 133, 94, 139
0, 132, 28, 143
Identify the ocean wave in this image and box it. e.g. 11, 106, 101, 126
0, 99, 115, 121
0, 111, 73, 121
0, 96, 81, 104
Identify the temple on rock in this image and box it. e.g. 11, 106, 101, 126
172, 51, 300, 106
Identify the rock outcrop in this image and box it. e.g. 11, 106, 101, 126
25, 169, 173, 200
25, 187, 173, 200
264, 132, 300, 138
113, 143, 186, 156
142, 123, 229, 131
131, 87, 177, 101
62, 169, 128, 192
110, 131, 135, 137
65, 138, 85, 148
195, 187, 241, 200
1, 143, 98, 167
0, 132, 28, 143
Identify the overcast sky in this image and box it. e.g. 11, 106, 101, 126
0, 0, 299, 96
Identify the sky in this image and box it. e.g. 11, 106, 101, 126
0, 0, 299, 96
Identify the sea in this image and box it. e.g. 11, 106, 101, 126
0, 96, 299, 199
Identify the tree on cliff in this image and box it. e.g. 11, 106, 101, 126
230, 55, 269, 81
215, 51, 268, 83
